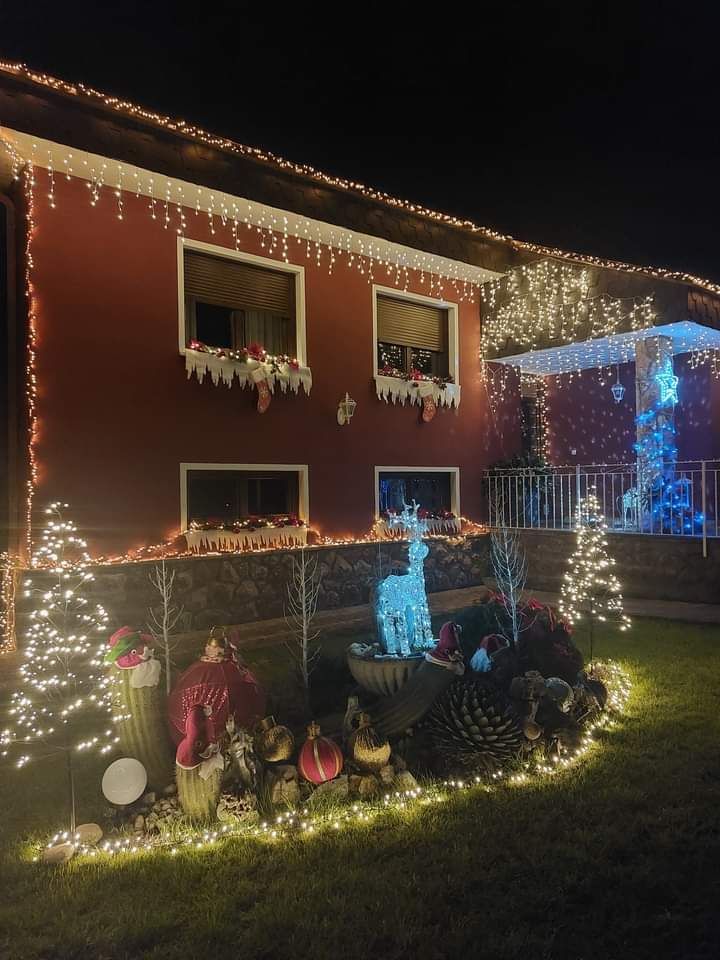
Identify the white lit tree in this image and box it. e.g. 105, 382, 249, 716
284, 547, 322, 710
559, 490, 631, 665
0, 503, 120, 832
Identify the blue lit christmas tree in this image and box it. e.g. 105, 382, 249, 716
633, 362, 703, 535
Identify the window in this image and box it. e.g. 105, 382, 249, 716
180, 463, 309, 531
186, 468, 299, 524
520, 377, 548, 462
183, 247, 297, 358
376, 292, 449, 378
375, 466, 460, 519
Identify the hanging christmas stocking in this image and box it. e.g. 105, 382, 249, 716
251, 367, 272, 414
418, 382, 437, 422
256, 378, 272, 414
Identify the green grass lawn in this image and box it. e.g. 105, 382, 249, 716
1, 617, 719, 960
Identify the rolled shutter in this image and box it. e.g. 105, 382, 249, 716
377, 295, 446, 351
184, 250, 294, 316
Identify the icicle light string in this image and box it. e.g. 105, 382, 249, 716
481, 259, 658, 354
1, 62, 719, 300
4, 133, 720, 394
0, 133, 485, 303
31, 661, 631, 864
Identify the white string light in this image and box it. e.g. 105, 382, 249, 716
32, 661, 631, 864
0, 503, 124, 768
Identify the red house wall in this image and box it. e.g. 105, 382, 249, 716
546, 355, 720, 466
29, 175, 520, 555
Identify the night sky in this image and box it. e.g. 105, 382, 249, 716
2, 3, 719, 280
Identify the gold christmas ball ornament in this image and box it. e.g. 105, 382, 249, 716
349, 713, 391, 773
255, 715, 295, 762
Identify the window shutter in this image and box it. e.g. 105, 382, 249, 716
184, 250, 294, 316
376, 295, 446, 351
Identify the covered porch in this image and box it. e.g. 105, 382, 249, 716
482, 258, 720, 548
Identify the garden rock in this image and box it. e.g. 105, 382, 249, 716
75, 822, 103, 845
394, 771, 419, 792
42, 841, 75, 864
269, 765, 300, 806
310, 774, 349, 803
216, 792, 257, 822
357, 775, 380, 798
378, 764, 395, 785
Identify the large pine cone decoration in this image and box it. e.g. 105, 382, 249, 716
428, 680, 523, 771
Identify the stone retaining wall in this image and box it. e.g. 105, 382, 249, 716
27, 535, 491, 633
17, 531, 717, 644
518, 529, 720, 605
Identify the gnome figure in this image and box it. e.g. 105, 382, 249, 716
426, 622, 465, 675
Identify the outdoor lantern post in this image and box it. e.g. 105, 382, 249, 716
337, 392, 357, 425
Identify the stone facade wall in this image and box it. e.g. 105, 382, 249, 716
28, 536, 490, 633
17, 530, 716, 647
518, 529, 720, 604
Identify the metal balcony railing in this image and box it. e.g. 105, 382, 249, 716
485, 460, 720, 553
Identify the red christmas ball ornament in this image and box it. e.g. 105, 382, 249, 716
298, 722, 343, 785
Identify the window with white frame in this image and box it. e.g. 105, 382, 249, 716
178, 240, 306, 364
180, 463, 309, 551
373, 287, 458, 382
186, 468, 300, 524
374, 466, 461, 533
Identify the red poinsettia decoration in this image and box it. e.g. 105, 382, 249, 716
246, 341, 267, 362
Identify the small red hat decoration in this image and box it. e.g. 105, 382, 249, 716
105, 626, 154, 669
176, 704, 212, 770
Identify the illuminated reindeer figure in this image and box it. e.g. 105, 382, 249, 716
375, 501, 435, 657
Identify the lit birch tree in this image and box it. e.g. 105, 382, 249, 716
0, 503, 120, 832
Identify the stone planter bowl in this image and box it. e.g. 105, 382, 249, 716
347, 650, 425, 697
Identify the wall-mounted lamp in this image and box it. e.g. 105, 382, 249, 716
337, 392, 357, 425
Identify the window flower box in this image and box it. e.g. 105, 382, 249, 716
374, 368, 460, 409
184, 516, 307, 553
375, 508, 460, 537
185, 341, 312, 397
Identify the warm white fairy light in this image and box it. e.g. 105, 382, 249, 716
559, 492, 631, 659
0, 553, 17, 654
0, 503, 122, 772
481, 258, 657, 359
0, 129, 492, 302
31, 660, 630, 864
1, 61, 719, 306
